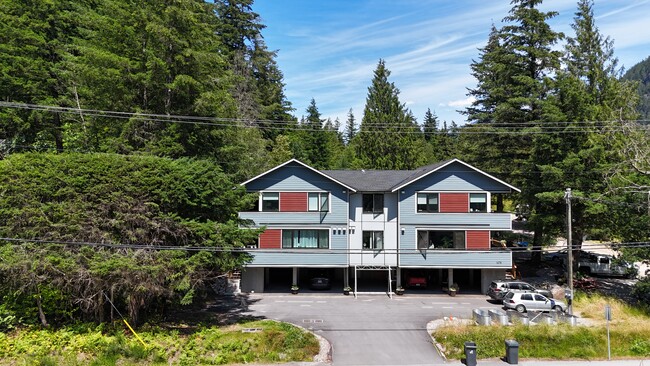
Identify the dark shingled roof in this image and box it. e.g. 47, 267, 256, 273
321, 170, 413, 192
321, 159, 453, 192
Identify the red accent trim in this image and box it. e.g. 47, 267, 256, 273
466, 231, 490, 250
440, 193, 469, 213
259, 229, 281, 249
280, 192, 307, 212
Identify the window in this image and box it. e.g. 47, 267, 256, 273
417, 193, 439, 213
469, 193, 487, 212
308, 192, 329, 212
521, 294, 533, 301
282, 229, 329, 249
362, 231, 384, 250
417, 230, 465, 250
261, 192, 279, 212
362, 194, 384, 214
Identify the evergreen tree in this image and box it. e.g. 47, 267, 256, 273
297, 98, 331, 169
623, 56, 650, 120
422, 108, 438, 142
525, 0, 639, 261
343, 108, 357, 145
353, 60, 425, 170
464, 0, 565, 260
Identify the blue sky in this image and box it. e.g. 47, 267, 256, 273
252, 0, 650, 126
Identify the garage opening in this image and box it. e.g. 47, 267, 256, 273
351, 266, 395, 294
264, 267, 345, 293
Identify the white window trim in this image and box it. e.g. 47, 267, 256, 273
413, 191, 492, 214
362, 230, 384, 251
415, 228, 467, 250
259, 191, 280, 212
469, 192, 491, 213
280, 227, 331, 250
308, 191, 330, 212
415, 191, 440, 214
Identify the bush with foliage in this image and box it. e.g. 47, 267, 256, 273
0, 153, 260, 326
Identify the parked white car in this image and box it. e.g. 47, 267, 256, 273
503, 292, 566, 313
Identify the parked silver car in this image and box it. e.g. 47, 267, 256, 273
487, 280, 553, 300
503, 292, 566, 313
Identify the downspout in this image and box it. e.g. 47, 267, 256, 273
346, 188, 350, 290
396, 189, 401, 293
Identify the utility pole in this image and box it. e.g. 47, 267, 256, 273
565, 188, 574, 315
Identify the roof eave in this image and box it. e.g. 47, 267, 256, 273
240, 158, 358, 192
391, 158, 520, 193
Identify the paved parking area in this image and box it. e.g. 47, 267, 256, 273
244, 293, 504, 365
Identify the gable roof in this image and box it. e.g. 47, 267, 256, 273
390, 158, 520, 193
241, 158, 519, 194
321, 169, 414, 192
240, 158, 357, 192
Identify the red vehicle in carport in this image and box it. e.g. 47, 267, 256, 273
406, 273, 427, 288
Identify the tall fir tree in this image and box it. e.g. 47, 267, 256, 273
344, 108, 357, 145
352, 60, 425, 170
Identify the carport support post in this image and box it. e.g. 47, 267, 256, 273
447, 268, 454, 290
292, 267, 298, 287
396, 268, 401, 288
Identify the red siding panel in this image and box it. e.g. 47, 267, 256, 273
280, 192, 307, 212
259, 229, 281, 249
466, 231, 490, 250
440, 193, 469, 213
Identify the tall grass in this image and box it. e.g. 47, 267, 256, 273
0, 320, 319, 365
433, 293, 650, 360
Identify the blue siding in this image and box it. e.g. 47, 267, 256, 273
239, 211, 348, 226
245, 162, 348, 192
242, 163, 348, 225
399, 161, 514, 231
246, 234, 348, 266
400, 250, 512, 268
403, 162, 514, 192
399, 213, 512, 230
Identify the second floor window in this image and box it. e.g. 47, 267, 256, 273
282, 229, 329, 249
363, 231, 384, 250
362, 194, 384, 214
261, 192, 279, 212
308, 192, 329, 212
469, 193, 487, 212
417, 193, 439, 213
417, 230, 465, 250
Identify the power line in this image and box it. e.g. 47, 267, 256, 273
1, 236, 649, 254
1, 101, 649, 135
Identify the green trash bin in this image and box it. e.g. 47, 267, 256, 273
464, 341, 477, 366
505, 339, 519, 364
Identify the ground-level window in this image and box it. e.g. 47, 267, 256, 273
417, 193, 439, 213
417, 230, 465, 250
362, 194, 384, 214
362, 231, 384, 250
469, 193, 487, 212
308, 192, 329, 212
261, 192, 279, 212
282, 229, 329, 249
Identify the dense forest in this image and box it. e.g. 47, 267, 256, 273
1, 0, 649, 327
624, 56, 650, 120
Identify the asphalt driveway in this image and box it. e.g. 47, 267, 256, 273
244, 293, 504, 365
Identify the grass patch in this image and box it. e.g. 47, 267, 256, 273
433, 293, 650, 360
0, 320, 320, 365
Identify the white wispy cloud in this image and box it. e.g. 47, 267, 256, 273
258, 0, 650, 126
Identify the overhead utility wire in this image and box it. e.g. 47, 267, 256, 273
1, 102, 649, 134
2, 237, 649, 254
